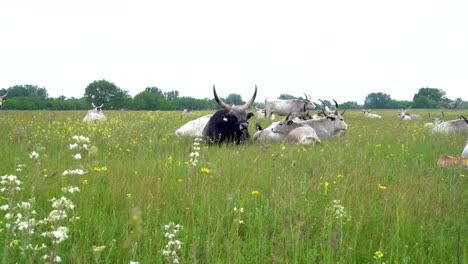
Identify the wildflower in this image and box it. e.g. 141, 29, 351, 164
375, 144, 382, 148
337, 174, 344, 178
379, 184, 387, 190
162, 222, 183, 264
251, 190, 259, 195
72, 153, 82, 160
201, 167, 210, 174
62, 169, 86, 176
233, 207, 244, 213
82, 179, 88, 185
100, 166, 107, 171
125, 148, 131, 153
331, 200, 351, 222
29, 151, 39, 159
92, 245, 106, 252
94, 167, 101, 172
61, 186, 80, 194
69, 143, 78, 149
189, 138, 202, 166
177, 179, 183, 183
374, 250, 384, 259
127, 193, 132, 199
168, 156, 173, 164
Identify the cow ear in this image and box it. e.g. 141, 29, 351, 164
287, 120, 294, 126
327, 116, 336, 121
247, 112, 254, 119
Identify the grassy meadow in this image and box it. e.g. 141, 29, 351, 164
0, 109, 467, 263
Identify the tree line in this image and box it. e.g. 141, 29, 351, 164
1, 80, 467, 110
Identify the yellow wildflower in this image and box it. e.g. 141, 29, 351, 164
94, 167, 101, 172
374, 250, 384, 259
337, 174, 344, 178
379, 184, 387, 190
201, 167, 210, 174
126, 193, 132, 198
251, 190, 259, 195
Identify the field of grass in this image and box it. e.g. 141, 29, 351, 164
0, 109, 467, 263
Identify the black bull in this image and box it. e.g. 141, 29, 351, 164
202, 85, 257, 145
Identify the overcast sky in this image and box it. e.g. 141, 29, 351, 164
1, 0, 467, 104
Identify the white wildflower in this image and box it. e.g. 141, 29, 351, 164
72, 153, 82, 160
29, 151, 39, 159
69, 143, 78, 149
62, 169, 86, 176
0, 204, 8, 210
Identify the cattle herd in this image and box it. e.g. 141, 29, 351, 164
1, 87, 467, 165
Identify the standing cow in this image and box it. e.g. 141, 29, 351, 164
202, 85, 257, 145
264, 95, 316, 120
0, 91, 8, 107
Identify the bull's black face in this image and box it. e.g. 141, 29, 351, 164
204, 110, 255, 145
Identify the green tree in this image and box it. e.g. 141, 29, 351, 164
226, 93, 244, 105
340, 101, 361, 109
84, 80, 130, 108
5, 84, 48, 98
412, 87, 448, 108
278, 94, 297, 100
364, 92, 392, 109
164, 90, 179, 100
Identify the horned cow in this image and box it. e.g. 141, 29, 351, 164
398, 108, 421, 120
0, 91, 8, 107
363, 109, 382, 119
83, 103, 107, 122
202, 85, 256, 145
429, 116, 468, 135
264, 95, 316, 120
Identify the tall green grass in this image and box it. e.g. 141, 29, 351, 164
0, 109, 466, 263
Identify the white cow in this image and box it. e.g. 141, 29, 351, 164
175, 114, 213, 138
0, 91, 8, 107
83, 103, 107, 122
398, 108, 421, 120
429, 116, 468, 135
253, 122, 284, 142
363, 109, 382, 119
264, 94, 316, 120
282, 126, 321, 146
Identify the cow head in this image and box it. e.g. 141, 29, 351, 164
428, 112, 444, 125
203, 85, 257, 145
0, 91, 8, 108
92, 102, 104, 112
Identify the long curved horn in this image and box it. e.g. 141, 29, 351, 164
332, 99, 339, 114
286, 112, 292, 120
461, 115, 468, 124
318, 99, 328, 116
239, 85, 257, 111
213, 85, 231, 110
99, 104, 104, 108
2, 91, 8, 97
303, 93, 309, 101
92, 102, 96, 108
